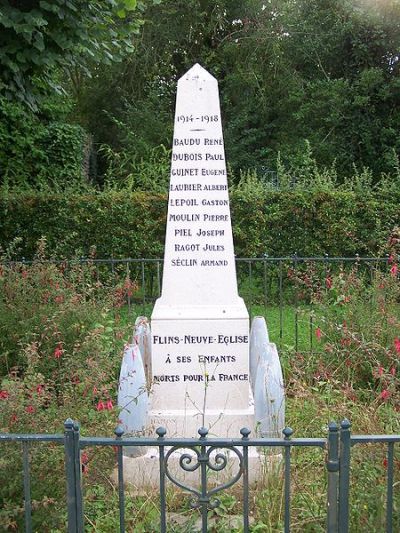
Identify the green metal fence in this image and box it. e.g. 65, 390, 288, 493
3, 255, 396, 351
1, 420, 399, 532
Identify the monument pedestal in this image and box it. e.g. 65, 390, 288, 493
150, 302, 254, 438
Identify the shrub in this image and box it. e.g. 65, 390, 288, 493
0, 188, 399, 259
287, 247, 400, 398
0, 245, 136, 529
0, 97, 86, 189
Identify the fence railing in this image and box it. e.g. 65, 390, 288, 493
0, 420, 399, 532
2, 256, 395, 351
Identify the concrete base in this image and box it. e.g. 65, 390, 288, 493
115, 447, 281, 491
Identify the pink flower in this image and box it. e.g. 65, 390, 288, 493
106, 399, 114, 410
96, 400, 105, 411
380, 390, 390, 401
0, 390, 9, 399
315, 327, 322, 341
54, 344, 63, 359
25, 405, 35, 414
36, 385, 44, 395
388, 255, 394, 264
325, 276, 333, 289
390, 367, 396, 376
377, 366, 384, 376
81, 451, 89, 474
394, 338, 400, 354
390, 264, 398, 277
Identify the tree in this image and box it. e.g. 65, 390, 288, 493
0, 0, 149, 109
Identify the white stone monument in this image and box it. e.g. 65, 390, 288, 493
120, 65, 280, 488
149, 63, 254, 438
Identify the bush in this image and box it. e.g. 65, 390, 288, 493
0, 246, 135, 529
0, 97, 87, 189
287, 243, 400, 398
0, 187, 399, 259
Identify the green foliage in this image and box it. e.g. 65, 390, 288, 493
0, 0, 149, 109
0, 249, 133, 529
0, 96, 87, 189
100, 142, 171, 192
0, 178, 399, 258
74, 0, 400, 182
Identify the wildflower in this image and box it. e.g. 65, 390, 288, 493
36, 385, 44, 395
390, 264, 398, 277
390, 367, 396, 376
377, 366, 384, 376
93, 386, 98, 395
96, 400, 105, 411
388, 255, 394, 263
54, 344, 63, 359
394, 338, 400, 354
325, 276, 333, 289
81, 451, 89, 475
383, 458, 388, 468
0, 390, 9, 399
315, 327, 322, 341
380, 390, 390, 401
25, 405, 35, 414
106, 399, 114, 410
10, 414, 18, 424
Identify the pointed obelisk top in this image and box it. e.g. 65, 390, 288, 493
153, 64, 247, 319
178, 63, 217, 84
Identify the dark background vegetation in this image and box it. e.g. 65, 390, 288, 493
1, 1, 400, 190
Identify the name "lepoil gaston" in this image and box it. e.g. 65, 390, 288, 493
170, 199, 228, 206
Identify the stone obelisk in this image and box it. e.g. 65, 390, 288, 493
150, 64, 253, 437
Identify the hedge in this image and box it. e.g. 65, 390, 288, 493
0, 189, 398, 259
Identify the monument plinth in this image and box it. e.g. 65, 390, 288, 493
150, 64, 253, 437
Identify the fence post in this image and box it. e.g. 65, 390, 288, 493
339, 419, 351, 533
64, 419, 83, 533
65, 419, 78, 532
73, 422, 84, 533
283, 426, 293, 533
326, 421, 339, 532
